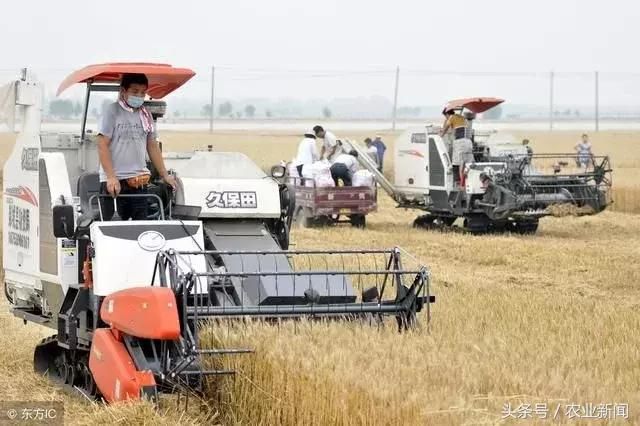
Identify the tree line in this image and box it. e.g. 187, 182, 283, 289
47, 98, 334, 119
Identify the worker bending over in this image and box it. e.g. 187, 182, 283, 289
330, 150, 359, 186
314, 125, 342, 161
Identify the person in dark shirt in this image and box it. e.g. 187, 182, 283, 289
371, 134, 387, 172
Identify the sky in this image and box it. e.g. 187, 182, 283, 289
2, 0, 639, 107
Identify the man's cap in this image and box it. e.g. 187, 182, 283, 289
304, 129, 316, 138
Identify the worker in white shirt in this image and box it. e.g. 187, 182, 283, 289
294, 130, 319, 176
364, 138, 379, 168
314, 125, 342, 161
330, 150, 359, 186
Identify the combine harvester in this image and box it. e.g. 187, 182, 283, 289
348, 98, 613, 233
1, 64, 434, 403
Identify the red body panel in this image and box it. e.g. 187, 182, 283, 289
100, 287, 180, 340
294, 183, 377, 216
89, 328, 156, 403
56, 62, 196, 98
445, 97, 504, 113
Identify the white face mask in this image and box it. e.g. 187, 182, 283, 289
126, 95, 145, 108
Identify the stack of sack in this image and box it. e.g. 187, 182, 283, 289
287, 160, 299, 178
310, 160, 335, 188
300, 163, 315, 187
352, 170, 374, 187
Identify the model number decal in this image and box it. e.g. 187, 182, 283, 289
206, 191, 257, 209
21, 148, 39, 171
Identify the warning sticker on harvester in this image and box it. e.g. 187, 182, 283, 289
63, 251, 76, 268
61, 239, 76, 249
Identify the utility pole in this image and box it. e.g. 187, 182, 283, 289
549, 71, 554, 131
594, 71, 600, 132
209, 65, 215, 133
392, 66, 400, 131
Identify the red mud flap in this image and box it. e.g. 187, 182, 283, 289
89, 328, 156, 403
100, 287, 180, 340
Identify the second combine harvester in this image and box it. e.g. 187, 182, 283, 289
348, 98, 613, 233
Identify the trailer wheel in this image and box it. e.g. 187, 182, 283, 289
350, 214, 366, 228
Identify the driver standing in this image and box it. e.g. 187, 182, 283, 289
97, 73, 176, 220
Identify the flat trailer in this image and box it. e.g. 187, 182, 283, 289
289, 177, 377, 228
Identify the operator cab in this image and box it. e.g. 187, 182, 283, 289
47, 63, 196, 222
440, 97, 504, 161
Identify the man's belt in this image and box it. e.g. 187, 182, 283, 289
124, 174, 150, 189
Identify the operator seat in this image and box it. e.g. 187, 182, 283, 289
76, 172, 101, 219
77, 170, 169, 221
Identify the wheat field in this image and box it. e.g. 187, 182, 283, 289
0, 129, 639, 425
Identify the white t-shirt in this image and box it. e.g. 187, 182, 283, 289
333, 153, 359, 174
322, 130, 344, 160
295, 137, 318, 166
366, 145, 379, 164
576, 141, 591, 155
322, 131, 337, 149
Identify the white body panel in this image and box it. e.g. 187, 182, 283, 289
180, 178, 280, 218
465, 169, 486, 194
394, 128, 430, 196
430, 136, 454, 191
465, 163, 509, 194
392, 126, 457, 197
2, 78, 43, 303
91, 220, 207, 296
39, 153, 76, 294
477, 132, 528, 158
168, 151, 281, 218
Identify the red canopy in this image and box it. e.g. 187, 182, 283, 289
56, 62, 196, 99
444, 97, 504, 114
